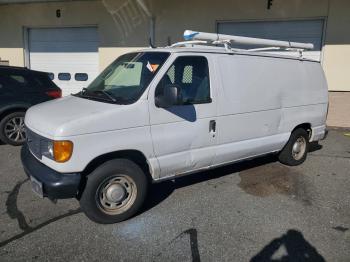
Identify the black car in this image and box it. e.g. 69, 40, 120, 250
0, 66, 61, 146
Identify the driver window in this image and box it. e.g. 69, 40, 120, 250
155, 56, 211, 105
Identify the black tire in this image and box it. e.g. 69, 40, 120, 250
79, 159, 148, 224
0, 111, 26, 146
278, 128, 310, 166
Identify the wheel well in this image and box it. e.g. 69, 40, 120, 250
293, 123, 312, 139
0, 108, 27, 121
82, 150, 152, 181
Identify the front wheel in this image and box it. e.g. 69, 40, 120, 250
278, 128, 309, 166
79, 159, 148, 224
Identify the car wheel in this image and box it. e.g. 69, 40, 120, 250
278, 128, 310, 166
79, 159, 148, 224
0, 111, 26, 146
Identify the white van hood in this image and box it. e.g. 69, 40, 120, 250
25, 95, 149, 138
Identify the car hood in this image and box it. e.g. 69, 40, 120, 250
25, 95, 149, 138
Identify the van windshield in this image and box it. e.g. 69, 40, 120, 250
76, 52, 170, 104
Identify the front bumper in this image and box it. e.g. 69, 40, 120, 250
21, 144, 81, 199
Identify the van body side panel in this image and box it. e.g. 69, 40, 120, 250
213, 54, 285, 164
214, 132, 290, 163
279, 61, 328, 136
214, 54, 327, 166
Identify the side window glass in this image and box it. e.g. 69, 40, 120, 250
5, 74, 31, 89
166, 65, 175, 84
0, 76, 9, 89
58, 73, 71, 81
10, 75, 26, 84
155, 56, 211, 105
182, 65, 193, 84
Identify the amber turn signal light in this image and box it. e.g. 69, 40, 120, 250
53, 140, 73, 163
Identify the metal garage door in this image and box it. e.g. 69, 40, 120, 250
217, 19, 324, 61
28, 27, 99, 96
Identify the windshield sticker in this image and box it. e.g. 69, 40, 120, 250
146, 61, 159, 73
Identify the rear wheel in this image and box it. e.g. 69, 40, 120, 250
79, 159, 148, 224
0, 111, 26, 146
278, 128, 309, 166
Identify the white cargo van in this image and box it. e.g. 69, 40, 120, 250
21, 31, 328, 223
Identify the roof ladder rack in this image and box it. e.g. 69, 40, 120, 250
180, 30, 314, 51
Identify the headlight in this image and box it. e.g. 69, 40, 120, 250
43, 140, 73, 163
47, 141, 54, 158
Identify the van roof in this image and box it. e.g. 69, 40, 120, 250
139, 45, 320, 63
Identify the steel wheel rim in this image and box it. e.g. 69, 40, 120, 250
96, 175, 137, 215
292, 136, 306, 161
4, 116, 26, 143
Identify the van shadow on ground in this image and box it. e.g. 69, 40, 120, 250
142, 141, 323, 214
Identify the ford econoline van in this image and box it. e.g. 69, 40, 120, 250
21, 32, 328, 224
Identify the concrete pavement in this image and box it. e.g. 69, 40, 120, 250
0, 130, 349, 261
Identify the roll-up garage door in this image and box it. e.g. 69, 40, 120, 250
28, 27, 99, 96
217, 19, 324, 61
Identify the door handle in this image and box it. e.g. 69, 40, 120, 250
209, 120, 216, 134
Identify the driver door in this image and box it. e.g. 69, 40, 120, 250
148, 54, 217, 178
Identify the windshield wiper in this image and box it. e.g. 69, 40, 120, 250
73, 93, 115, 103
92, 90, 117, 102
74, 88, 128, 104
75, 88, 118, 103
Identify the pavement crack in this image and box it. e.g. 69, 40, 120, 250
154, 228, 201, 262
182, 228, 201, 262
5, 178, 31, 231
0, 208, 81, 248
2, 177, 82, 248
332, 226, 349, 232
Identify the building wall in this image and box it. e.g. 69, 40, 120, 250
322, 0, 350, 92
0, 0, 149, 70
0, 0, 349, 92
151, 0, 329, 45
328, 92, 350, 128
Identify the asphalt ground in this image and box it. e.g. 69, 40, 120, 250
0, 130, 349, 261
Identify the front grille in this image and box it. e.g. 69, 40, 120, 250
26, 128, 42, 159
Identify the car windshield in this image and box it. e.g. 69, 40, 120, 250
76, 52, 170, 104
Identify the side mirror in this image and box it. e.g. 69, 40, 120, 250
156, 84, 180, 108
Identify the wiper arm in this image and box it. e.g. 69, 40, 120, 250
73, 93, 115, 103
92, 90, 117, 102
74, 88, 127, 104
72, 87, 88, 96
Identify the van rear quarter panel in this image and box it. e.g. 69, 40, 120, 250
214, 54, 327, 163
281, 60, 328, 133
